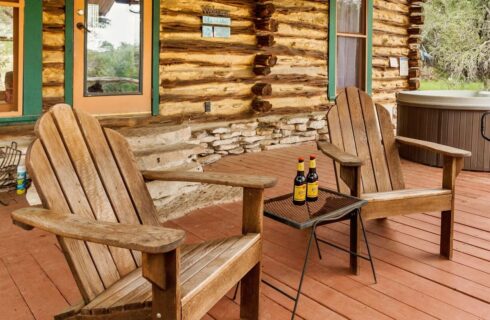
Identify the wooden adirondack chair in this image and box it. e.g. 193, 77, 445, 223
11, 104, 277, 320
317, 87, 471, 272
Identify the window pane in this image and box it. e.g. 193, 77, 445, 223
0, 6, 16, 108
336, 36, 365, 89
337, 0, 365, 34
85, 0, 142, 96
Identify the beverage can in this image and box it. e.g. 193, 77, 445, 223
16, 165, 27, 195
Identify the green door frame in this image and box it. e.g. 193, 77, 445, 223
64, 0, 160, 115
0, 0, 43, 124
328, 0, 373, 100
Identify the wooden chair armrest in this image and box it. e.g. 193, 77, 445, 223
317, 141, 363, 167
142, 171, 278, 189
11, 208, 185, 254
396, 136, 471, 158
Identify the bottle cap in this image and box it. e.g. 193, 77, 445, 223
310, 155, 316, 160
17, 165, 26, 173
298, 157, 304, 162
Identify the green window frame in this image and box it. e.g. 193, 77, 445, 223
328, 0, 373, 100
0, 0, 43, 124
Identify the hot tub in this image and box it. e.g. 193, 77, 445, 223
397, 90, 490, 171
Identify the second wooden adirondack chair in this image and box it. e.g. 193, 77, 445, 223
11, 104, 277, 320
318, 87, 471, 272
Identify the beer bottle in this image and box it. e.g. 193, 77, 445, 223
293, 157, 307, 205
306, 155, 319, 202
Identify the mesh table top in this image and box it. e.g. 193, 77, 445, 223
264, 187, 367, 229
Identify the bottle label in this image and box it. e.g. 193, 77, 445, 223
293, 184, 306, 201
307, 181, 319, 198
297, 162, 305, 171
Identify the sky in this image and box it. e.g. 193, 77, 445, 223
87, 2, 141, 51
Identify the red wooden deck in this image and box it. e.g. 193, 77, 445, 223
1, 143, 489, 319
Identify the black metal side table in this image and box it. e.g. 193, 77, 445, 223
263, 187, 377, 320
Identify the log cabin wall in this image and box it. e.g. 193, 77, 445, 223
372, 0, 410, 107
35, 0, 421, 120
371, 0, 423, 114
159, 0, 330, 118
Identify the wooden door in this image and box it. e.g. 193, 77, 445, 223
73, 0, 152, 116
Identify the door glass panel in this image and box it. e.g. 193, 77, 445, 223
337, 0, 365, 34
0, 6, 17, 108
337, 37, 365, 89
84, 0, 142, 96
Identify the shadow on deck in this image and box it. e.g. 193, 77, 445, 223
1, 143, 489, 319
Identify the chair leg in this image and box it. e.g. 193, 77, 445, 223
440, 209, 454, 259
240, 262, 261, 320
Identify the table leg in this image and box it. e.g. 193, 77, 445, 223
350, 211, 361, 275
313, 230, 323, 260
290, 225, 316, 320
359, 212, 377, 283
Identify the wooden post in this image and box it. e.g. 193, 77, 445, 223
143, 250, 181, 320
340, 165, 361, 274
440, 156, 463, 259
240, 188, 263, 320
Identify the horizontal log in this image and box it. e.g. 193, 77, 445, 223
410, 15, 424, 24
251, 83, 272, 96
408, 50, 420, 60
161, 74, 327, 88
407, 26, 422, 35
254, 18, 278, 32
409, 79, 420, 90
161, 22, 254, 35
409, 68, 420, 78
410, 6, 424, 14
253, 66, 271, 75
162, 40, 257, 55
160, 92, 254, 103
255, 3, 275, 18
257, 34, 275, 47
254, 54, 277, 67
252, 98, 272, 112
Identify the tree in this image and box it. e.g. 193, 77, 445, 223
422, 0, 490, 88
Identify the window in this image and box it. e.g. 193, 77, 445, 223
0, 0, 23, 116
337, 0, 366, 89
329, 0, 373, 99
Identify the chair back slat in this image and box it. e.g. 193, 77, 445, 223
376, 103, 405, 190
327, 104, 352, 194
358, 90, 393, 192
27, 140, 105, 301
344, 87, 378, 192
104, 128, 160, 227
328, 87, 405, 194
27, 105, 161, 302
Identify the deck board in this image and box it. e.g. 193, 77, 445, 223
1, 142, 489, 319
